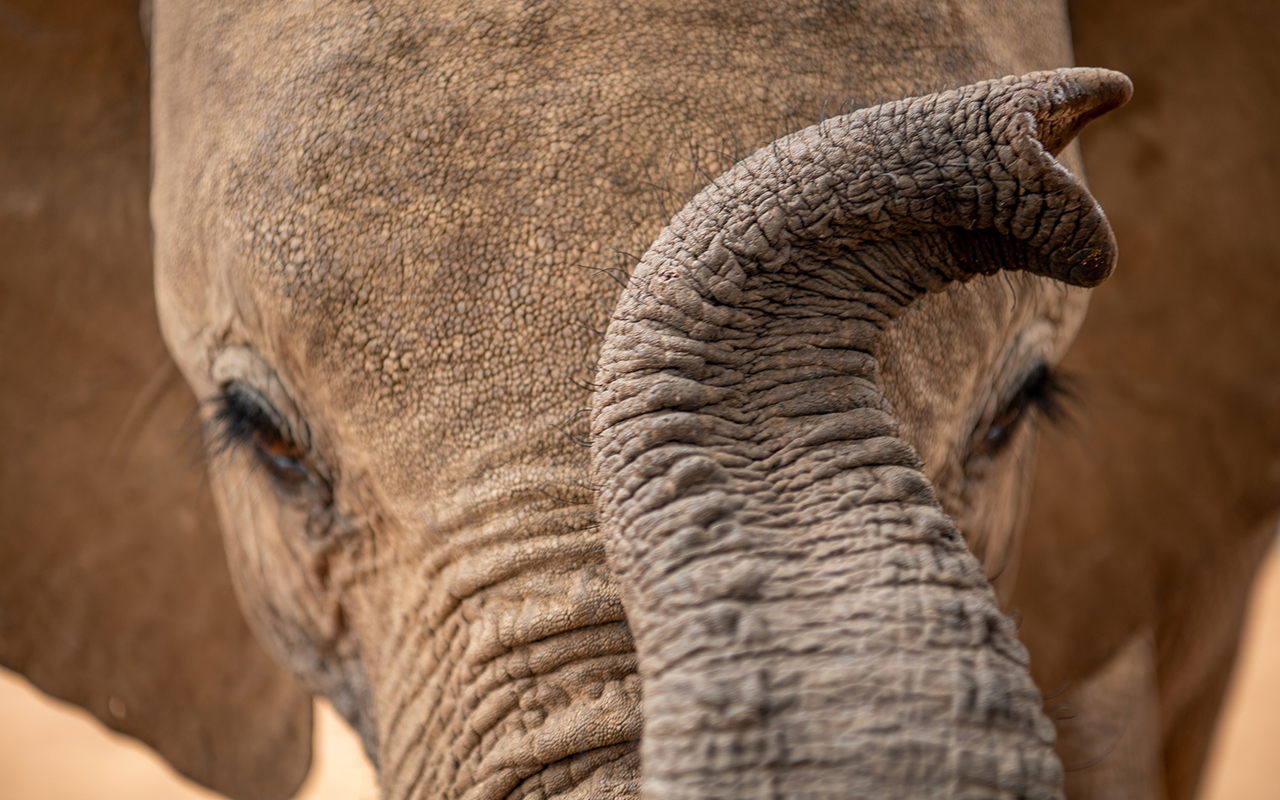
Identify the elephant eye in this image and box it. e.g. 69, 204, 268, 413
980, 362, 1069, 454
210, 383, 320, 492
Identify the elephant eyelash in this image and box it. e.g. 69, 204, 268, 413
981, 362, 1071, 454
208, 383, 323, 493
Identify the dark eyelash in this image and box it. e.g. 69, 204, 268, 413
206, 383, 326, 496
207, 384, 293, 457
1016, 362, 1072, 425
980, 362, 1074, 454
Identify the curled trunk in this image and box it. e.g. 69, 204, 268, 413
591, 68, 1131, 798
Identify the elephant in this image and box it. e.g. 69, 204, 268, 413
1, 1, 1275, 799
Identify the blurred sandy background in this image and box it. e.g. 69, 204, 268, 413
2, 540, 1277, 800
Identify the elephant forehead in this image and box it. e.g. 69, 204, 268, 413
224, 95, 612, 419
218, 135, 616, 481
157, 6, 649, 459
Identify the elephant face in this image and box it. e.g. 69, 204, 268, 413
150, 1, 1123, 797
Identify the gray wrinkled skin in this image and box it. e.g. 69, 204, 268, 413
150, 1, 1126, 797
592, 70, 1129, 799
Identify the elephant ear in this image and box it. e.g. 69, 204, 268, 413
0, 3, 312, 799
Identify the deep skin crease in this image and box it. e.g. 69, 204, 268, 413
148, 1, 1107, 797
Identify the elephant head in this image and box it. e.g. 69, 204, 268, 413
6, 2, 1132, 798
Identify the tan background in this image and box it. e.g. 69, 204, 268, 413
0, 683, 376, 800
0, 538, 1276, 799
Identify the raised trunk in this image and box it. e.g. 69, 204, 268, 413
591, 69, 1131, 798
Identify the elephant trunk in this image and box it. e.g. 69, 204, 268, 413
591, 68, 1131, 798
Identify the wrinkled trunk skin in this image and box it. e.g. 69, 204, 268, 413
592, 69, 1131, 798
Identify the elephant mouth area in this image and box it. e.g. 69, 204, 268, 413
368, 539, 644, 800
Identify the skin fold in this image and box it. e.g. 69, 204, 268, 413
0, 0, 1269, 798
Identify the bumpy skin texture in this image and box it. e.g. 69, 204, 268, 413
1015, 1, 1280, 798
0, 2, 311, 798
591, 69, 1128, 799
150, 0, 1119, 797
